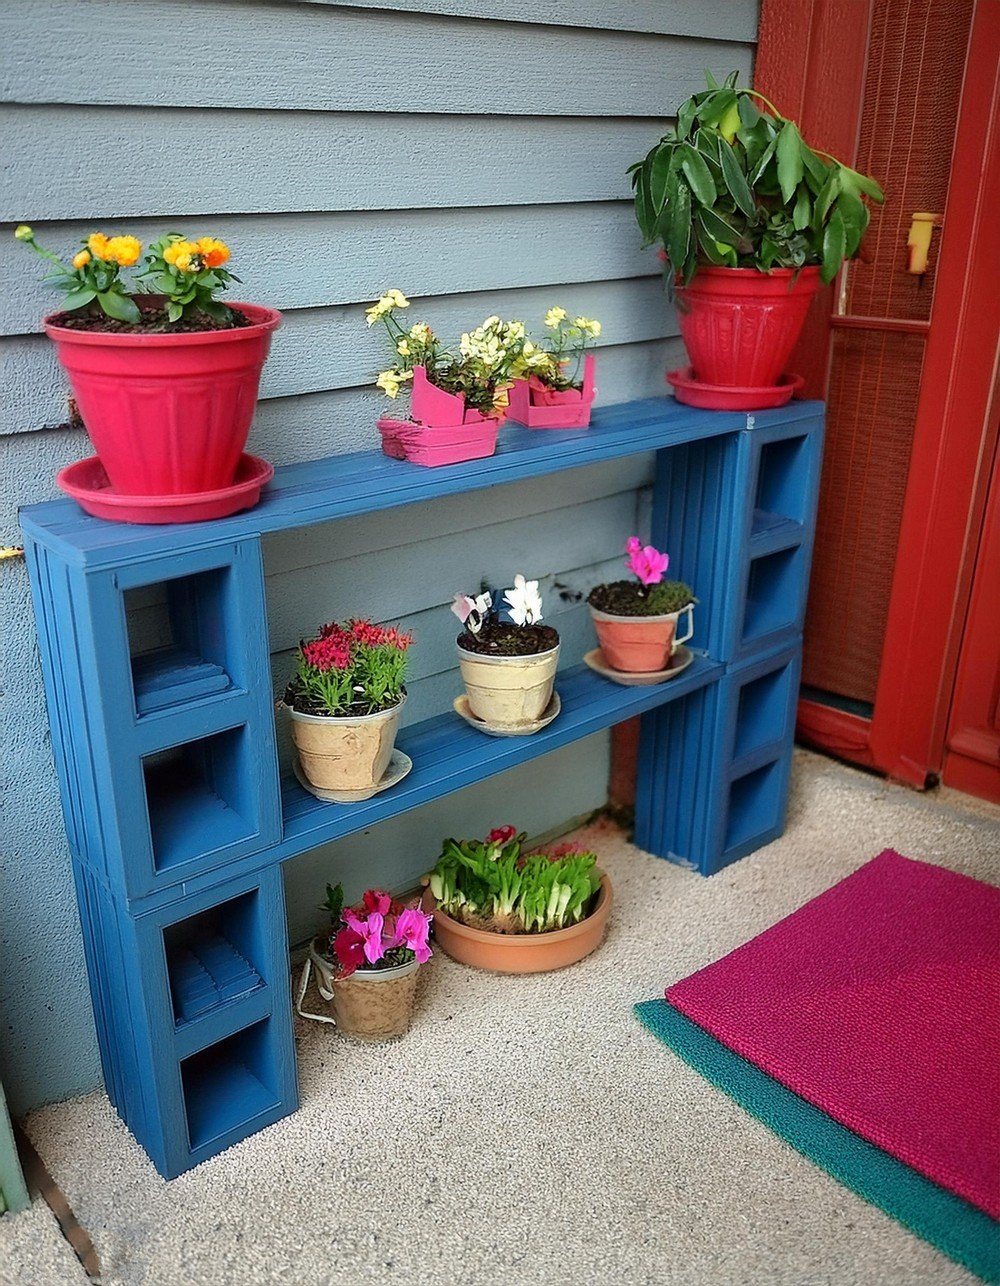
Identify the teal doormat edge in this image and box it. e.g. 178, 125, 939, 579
634, 999, 1000, 1284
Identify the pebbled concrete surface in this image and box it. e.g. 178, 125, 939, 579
2, 749, 998, 1286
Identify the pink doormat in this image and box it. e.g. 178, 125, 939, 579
667, 850, 1000, 1219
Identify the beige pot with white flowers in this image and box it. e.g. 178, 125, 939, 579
453, 576, 561, 731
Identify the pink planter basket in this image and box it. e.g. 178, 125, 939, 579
673, 266, 820, 390
377, 366, 502, 467
507, 354, 596, 430
44, 301, 281, 496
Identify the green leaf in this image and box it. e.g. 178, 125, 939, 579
813, 166, 841, 231
97, 290, 141, 323
167, 301, 183, 323
800, 144, 827, 186
705, 70, 720, 90
697, 205, 741, 247
680, 144, 717, 205
748, 135, 778, 186
842, 166, 885, 203
676, 95, 698, 140
650, 146, 674, 215
665, 180, 691, 273
699, 89, 736, 128
636, 166, 657, 243
835, 188, 867, 256
820, 208, 846, 283
737, 94, 761, 129
695, 223, 730, 266
776, 121, 805, 203
718, 138, 755, 216
792, 184, 811, 231
60, 287, 97, 311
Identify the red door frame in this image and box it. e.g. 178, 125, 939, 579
756, 0, 1000, 787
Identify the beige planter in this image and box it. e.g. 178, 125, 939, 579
303, 944, 420, 1041
287, 696, 404, 792
456, 642, 559, 729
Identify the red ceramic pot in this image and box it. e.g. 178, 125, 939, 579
44, 301, 281, 496
673, 266, 820, 389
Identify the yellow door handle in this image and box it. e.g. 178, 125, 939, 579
907, 212, 942, 275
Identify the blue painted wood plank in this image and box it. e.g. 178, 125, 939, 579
20, 399, 824, 567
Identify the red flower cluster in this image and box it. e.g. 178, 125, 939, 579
487, 824, 518, 845
348, 619, 413, 651
301, 630, 351, 673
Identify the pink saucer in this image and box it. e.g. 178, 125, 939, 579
667, 367, 804, 411
56, 453, 274, 524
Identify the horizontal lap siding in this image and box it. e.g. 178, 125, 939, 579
0, 0, 756, 1112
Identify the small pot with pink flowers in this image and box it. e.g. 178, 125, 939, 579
297, 884, 433, 1041
283, 618, 413, 801
586, 538, 696, 679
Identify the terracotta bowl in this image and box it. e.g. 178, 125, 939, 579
423, 875, 613, 973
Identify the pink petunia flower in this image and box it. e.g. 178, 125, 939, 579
625, 537, 669, 586
333, 926, 366, 977
394, 907, 433, 964
362, 889, 392, 916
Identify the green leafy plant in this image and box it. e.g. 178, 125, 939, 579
139, 233, 239, 324
629, 72, 884, 284
14, 224, 142, 322
427, 827, 603, 934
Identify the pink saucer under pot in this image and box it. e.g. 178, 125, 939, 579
56, 453, 274, 524
667, 367, 804, 411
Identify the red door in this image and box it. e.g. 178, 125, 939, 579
756, 0, 1000, 802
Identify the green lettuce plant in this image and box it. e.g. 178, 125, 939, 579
427, 827, 602, 934
629, 72, 884, 284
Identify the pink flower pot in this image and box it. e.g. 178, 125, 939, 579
44, 301, 281, 496
673, 266, 820, 392
507, 355, 596, 430
377, 366, 503, 467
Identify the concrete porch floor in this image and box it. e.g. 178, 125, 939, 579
3, 748, 998, 1286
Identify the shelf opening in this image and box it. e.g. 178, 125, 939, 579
164, 888, 265, 1027
180, 1019, 281, 1152
724, 759, 783, 854
742, 546, 805, 643
755, 434, 810, 527
733, 660, 796, 762
142, 727, 256, 873
125, 567, 236, 717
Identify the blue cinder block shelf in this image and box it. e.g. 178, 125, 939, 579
20, 395, 824, 1178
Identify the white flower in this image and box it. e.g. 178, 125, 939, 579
504, 574, 543, 626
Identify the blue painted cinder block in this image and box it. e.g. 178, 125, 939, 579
20, 397, 823, 1175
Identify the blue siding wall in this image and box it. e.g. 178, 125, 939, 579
0, 1, 757, 1114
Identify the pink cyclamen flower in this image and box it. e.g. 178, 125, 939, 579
394, 906, 433, 964
361, 889, 392, 916
626, 537, 669, 586
343, 910, 386, 965
451, 593, 476, 624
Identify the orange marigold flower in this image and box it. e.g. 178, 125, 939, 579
104, 235, 141, 267
87, 232, 111, 260
197, 236, 230, 269
72, 250, 91, 269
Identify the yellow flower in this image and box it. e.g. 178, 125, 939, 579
88, 232, 111, 260
544, 306, 568, 329
197, 236, 230, 268
385, 289, 410, 308
376, 369, 402, 398
164, 240, 199, 272
72, 250, 91, 269
105, 235, 142, 267
574, 316, 602, 337
397, 339, 410, 356
14, 224, 33, 241
409, 322, 433, 342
